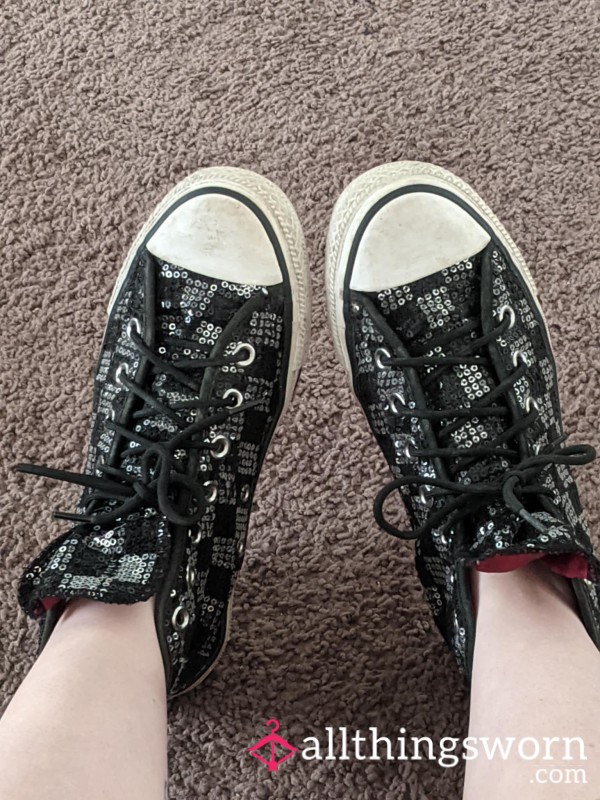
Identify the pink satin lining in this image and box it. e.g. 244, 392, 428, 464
40, 597, 62, 613
475, 552, 590, 580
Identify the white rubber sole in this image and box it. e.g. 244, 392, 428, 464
325, 160, 544, 376
108, 166, 312, 413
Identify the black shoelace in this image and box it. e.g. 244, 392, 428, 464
17, 327, 259, 527
373, 315, 595, 540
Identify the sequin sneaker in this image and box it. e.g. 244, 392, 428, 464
326, 161, 600, 677
18, 167, 311, 696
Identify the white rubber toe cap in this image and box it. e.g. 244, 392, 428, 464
147, 193, 283, 286
349, 191, 491, 292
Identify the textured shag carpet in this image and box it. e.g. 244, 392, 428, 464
1, 1, 599, 798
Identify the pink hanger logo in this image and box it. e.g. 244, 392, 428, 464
247, 719, 298, 772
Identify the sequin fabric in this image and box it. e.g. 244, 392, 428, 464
19, 511, 170, 605
19, 249, 290, 695
347, 243, 600, 674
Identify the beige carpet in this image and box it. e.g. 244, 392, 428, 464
1, 1, 599, 798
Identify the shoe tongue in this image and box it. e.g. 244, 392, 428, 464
82, 510, 166, 551
378, 247, 510, 486
19, 510, 172, 617
472, 500, 557, 546
120, 257, 255, 479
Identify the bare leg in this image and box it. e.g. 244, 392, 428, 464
464, 562, 600, 799
0, 599, 167, 800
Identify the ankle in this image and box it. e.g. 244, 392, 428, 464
55, 597, 157, 633
471, 559, 578, 619
45, 598, 166, 691
52, 599, 162, 667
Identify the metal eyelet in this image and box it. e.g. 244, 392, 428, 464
223, 388, 244, 408
171, 606, 190, 630
498, 305, 516, 329
402, 435, 418, 460
416, 486, 431, 507
512, 350, 530, 368
240, 484, 250, 503
186, 564, 197, 589
375, 348, 391, 369
231, 342, 255, 367
115, 363, 129, 386
190, 526, 202, 545
126, 318, 142, 340
525, 396, 540, 414
210, 435, 230, 459
389, 391, 406, 414
203, 480, 218, 503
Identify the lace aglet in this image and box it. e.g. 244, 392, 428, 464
15, 463, 41, 476
53, 510, 93, 524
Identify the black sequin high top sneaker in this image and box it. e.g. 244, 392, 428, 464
18, 167, 311, 697
326, 161, 600, 677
